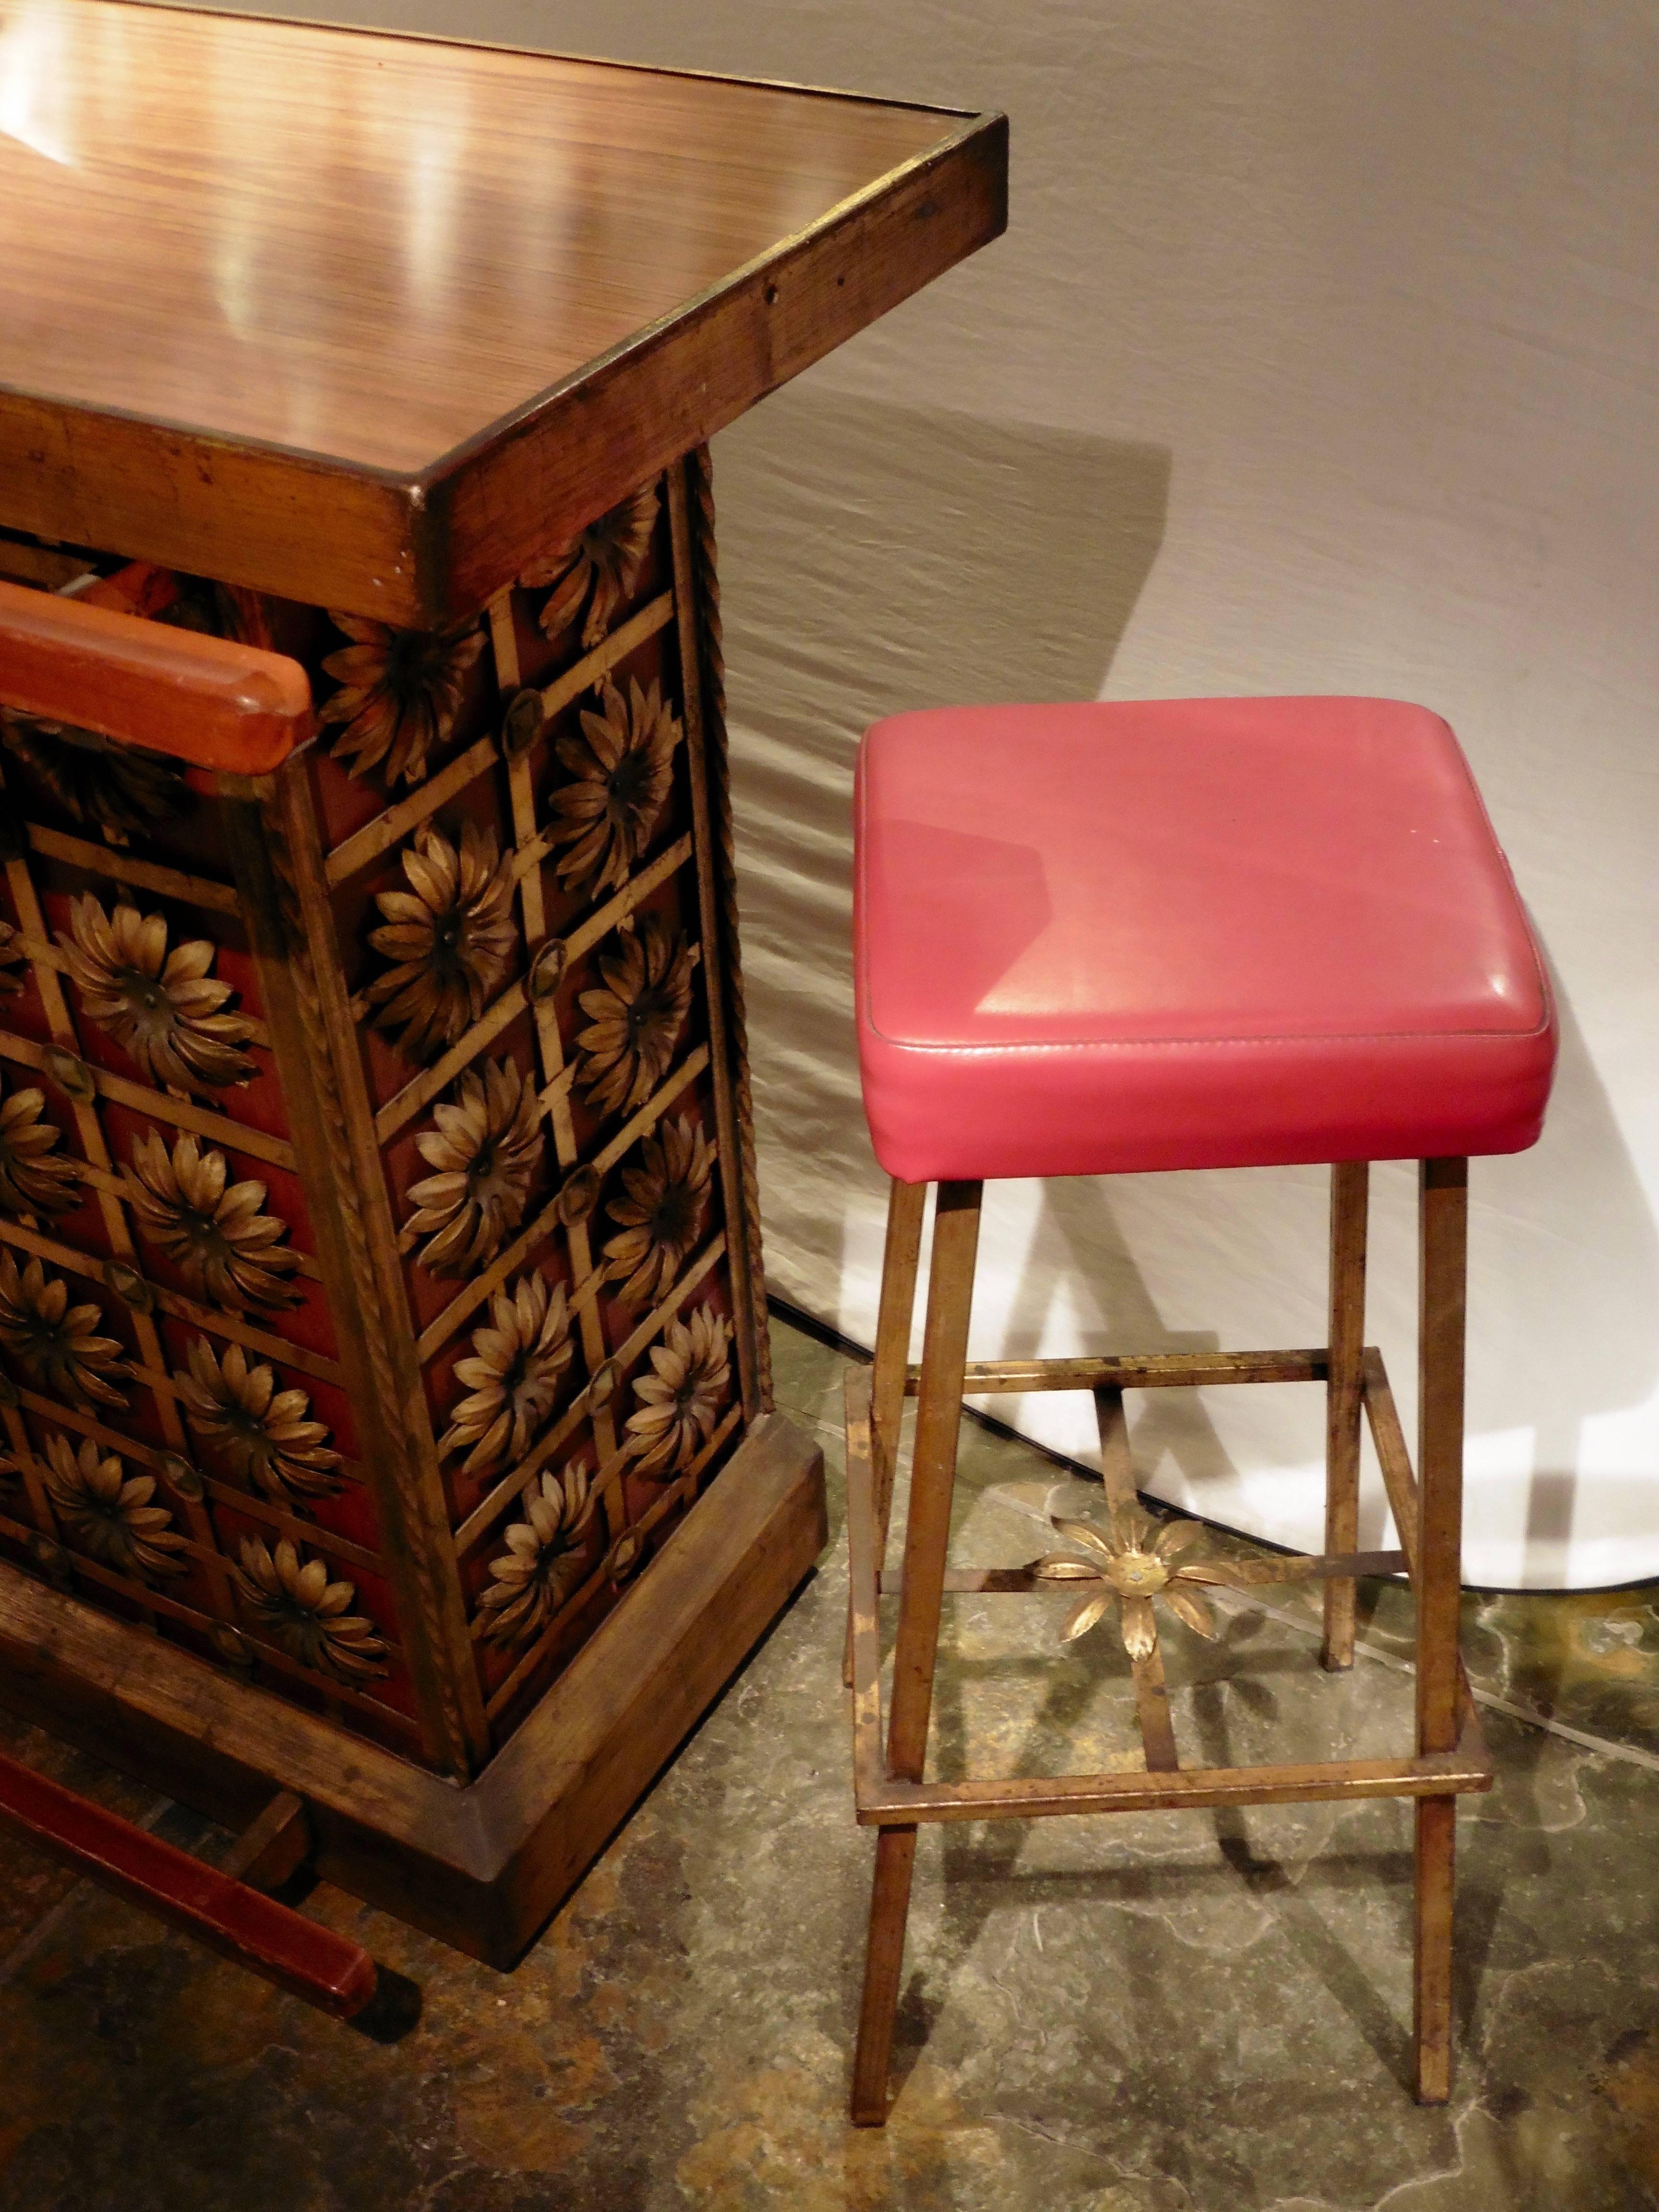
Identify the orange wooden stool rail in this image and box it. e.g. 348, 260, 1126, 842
0, 577, 312, 775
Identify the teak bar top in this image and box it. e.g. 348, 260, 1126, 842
0, 0, 1007, 625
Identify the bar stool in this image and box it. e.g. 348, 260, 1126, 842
843, 696, 1556, 2125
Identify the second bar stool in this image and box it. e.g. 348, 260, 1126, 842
843, 695, 1556, 2125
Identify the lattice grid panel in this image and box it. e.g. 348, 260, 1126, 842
0, 771, 418, 1752
0, 460, 761, 1767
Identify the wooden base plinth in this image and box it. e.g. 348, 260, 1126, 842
0, 1412, 824, 1967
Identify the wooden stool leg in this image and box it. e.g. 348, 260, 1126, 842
844, 1178, 928, 1687
1322, 1161, 1370, 1670
851, 1179, 981, 2125
1414, 1156, 1467, 2104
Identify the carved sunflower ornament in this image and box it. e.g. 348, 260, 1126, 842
0, 1072, 80, 1220
365, 819, 517, 1061
2, 709, 187, 846
231, 1535, 388, 1683
0, 1252, 131, 1409
602, 1113, 712, 1307
175, 1336, 342, 1502
41, 1432, 188, 1581
576, 912, 694, 1118
0, 920, 24, 996
548, 674, 680, 897
521, 482, 658, 649
317, 613, 485, 789
625, 1305, 731, 1477
125, 1128, 301, 1313
59, 894, 256, 1094
440, 1270, 574, 1480
404, 1055, 544, 1276
477, 1463, 598, 1649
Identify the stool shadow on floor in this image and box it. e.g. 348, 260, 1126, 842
1189, 1663, 1418, 2093
865, 1591, 1432, 2104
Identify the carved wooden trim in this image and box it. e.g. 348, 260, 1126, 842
231, 768, 490, 1774
685, 445, 773, 1412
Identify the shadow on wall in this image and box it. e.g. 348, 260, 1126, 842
712, 380, 1172, 751
978, 954, 1659, 1586
709, 379, 1172, 1322
710, 385, 1659, 1584
1481, 965, 1659, 1576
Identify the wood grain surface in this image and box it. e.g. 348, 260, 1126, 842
0, 0, 1006, 620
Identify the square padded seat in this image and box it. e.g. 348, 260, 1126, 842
854, 697, 1556, 1185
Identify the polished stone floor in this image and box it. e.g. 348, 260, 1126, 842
2, 1318, 1659, 2211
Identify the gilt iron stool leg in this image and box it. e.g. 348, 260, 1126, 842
1414, 1157, 1468, 2104
1322, 1162, 1371, 1671
851, 1179, 983, 2125
844, 1179, 928, 1688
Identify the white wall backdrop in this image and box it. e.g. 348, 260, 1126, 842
161, 0, 1659, 1586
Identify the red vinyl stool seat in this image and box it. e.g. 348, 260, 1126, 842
842, 694, 1557, 2128
854, 697, 1555, 1184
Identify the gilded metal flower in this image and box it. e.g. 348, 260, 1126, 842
59, 895, 255, 1093
625, 1305, 732, 1477
1035, 1505, 1226, 1659
0, 919, 24, 996
548, 675, 680, 897
0, 1252, 130, 1409
477, 1464, 598, 1649
365, 819, 517, 1061
521, 483, 658, 649
125, 1128, 301, 1313
231, 1535, 388, 1683
41, 1431, 187, 1580
317, 613, 485, 789
176, 1336, 342, 1502
404, 1056, 543, 1276
2, 709, 186, 845
0, 1072, 81, 1219
439, 1271, 574, 1480
602, 1113, 712, 1307
576, 914, 694, 1118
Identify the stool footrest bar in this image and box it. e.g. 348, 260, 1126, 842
876, 1548, 1407, 1596
912, 1347, 1337, 1395
856, 1719, 1494, 1826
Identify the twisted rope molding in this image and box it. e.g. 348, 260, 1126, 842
255, 774, 488, 1774
689, 445, 773, 1414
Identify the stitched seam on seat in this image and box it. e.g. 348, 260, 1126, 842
860, 1017, 1556, 1056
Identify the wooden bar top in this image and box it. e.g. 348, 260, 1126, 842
0, 0, 1006, 622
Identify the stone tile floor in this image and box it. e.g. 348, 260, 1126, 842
2, 1316, 1659, 2210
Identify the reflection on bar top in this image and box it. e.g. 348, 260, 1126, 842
0, 0, 971, 473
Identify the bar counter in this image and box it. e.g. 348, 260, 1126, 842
0, 0, 1006, 1957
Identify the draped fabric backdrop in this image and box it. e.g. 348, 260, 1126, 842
140, 0, 1659, 1585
